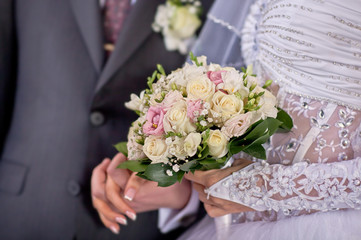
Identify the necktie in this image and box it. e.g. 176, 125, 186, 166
103, 0, 131, 53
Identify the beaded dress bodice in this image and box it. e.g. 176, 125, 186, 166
207, 0, 361, 223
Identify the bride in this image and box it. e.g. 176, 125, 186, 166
180, 0, 361, 239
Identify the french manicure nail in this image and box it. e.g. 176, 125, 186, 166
124, 188, 136, 201
126, 211, 137, 221
110, 226, 119, 234
115, 217, 127, 226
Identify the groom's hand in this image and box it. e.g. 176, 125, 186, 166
91, 153, 135, 234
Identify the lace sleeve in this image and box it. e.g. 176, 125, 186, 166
207, 158, 361, 213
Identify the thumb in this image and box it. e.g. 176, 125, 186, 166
124, 172, 147, 202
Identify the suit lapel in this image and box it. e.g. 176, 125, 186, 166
95, 0, 159, 93
70, 0, 104, 74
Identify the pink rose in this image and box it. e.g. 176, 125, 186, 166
207, 70, 226, 86
187, 99, 204, 122
143, 106, 166, 136
222, 112, 253, 139
162, 90, 184, 111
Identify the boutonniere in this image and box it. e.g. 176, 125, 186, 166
152, 0, 203, 55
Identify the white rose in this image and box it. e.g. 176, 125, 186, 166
211, 91, 243, 122
169, 137, 187, 159
143, 136, 169, 163
170, 6, 201, 39
163, 100, 196, 134
208, 130, 228, 158
184, 132, 202, 157
186, 75, 215, 102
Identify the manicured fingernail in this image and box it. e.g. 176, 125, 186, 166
124, 188, 136, 201
126, 211, 137, 221
110, 226, 119, 234
115, 217, 127, 226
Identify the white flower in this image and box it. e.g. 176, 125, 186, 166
186, 75, 215, 102
163, 100, 197, 134
184, 132, 202, 157
127, 117, 146, 161
218, 70, 247, 95
208, 130, 228, 158
172, 164, 180, 172
166, 170, 173, 176
143, 136, 169, 163
170, 6, 201, 39
125, 93, 143, 112
211, 91, 243, 123
253, 87, 278, 121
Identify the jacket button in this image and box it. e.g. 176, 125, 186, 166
67, 180, 81, 196
90, 111, 105, 126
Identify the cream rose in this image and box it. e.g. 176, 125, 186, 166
163, 101, 197, 134
211, 91, 243, 122
169, 137, 187, 159
143, 136, 169, 163
208, 130, 228, 158
186, 75, 215, 102
170, 6, 201, 39
184, 132, 202, 157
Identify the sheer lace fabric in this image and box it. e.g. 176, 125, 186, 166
208, 92, 361, 223
206, 0, 361, 224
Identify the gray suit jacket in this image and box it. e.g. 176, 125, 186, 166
0, 0, 212, 239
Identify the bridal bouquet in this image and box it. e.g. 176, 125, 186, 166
116, 54, 292, 186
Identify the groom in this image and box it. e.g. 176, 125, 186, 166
0, 0, 212, 239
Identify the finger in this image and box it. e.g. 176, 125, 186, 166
124, 172, 147, 201
105, 176, 137, 221
204, 203, 229, 218
193, 183, 222, 207
99, 213, 120, 235
107, 153, 131, 188
91, 158, 111, 201
92, 197, 128, 226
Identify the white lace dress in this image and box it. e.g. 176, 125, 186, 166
180, 0, 361, 239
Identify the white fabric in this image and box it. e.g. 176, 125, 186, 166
158, 189, 200, 233
179, 0, 361, 239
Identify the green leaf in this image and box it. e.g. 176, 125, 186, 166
243, 144, 266, 159
276, 108, 293, 131
177, 171, 185, 183
114, 142, 128, 157
117, 160, 149, 172
143, 163, 178, 187
180, 160, 199, 172
243, 118, 281, 142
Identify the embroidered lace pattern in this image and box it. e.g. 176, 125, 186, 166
208, 93, 361, 223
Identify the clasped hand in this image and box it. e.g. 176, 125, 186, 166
91, 153, 191, 234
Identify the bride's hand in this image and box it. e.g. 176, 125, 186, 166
185, 158, 255, 217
